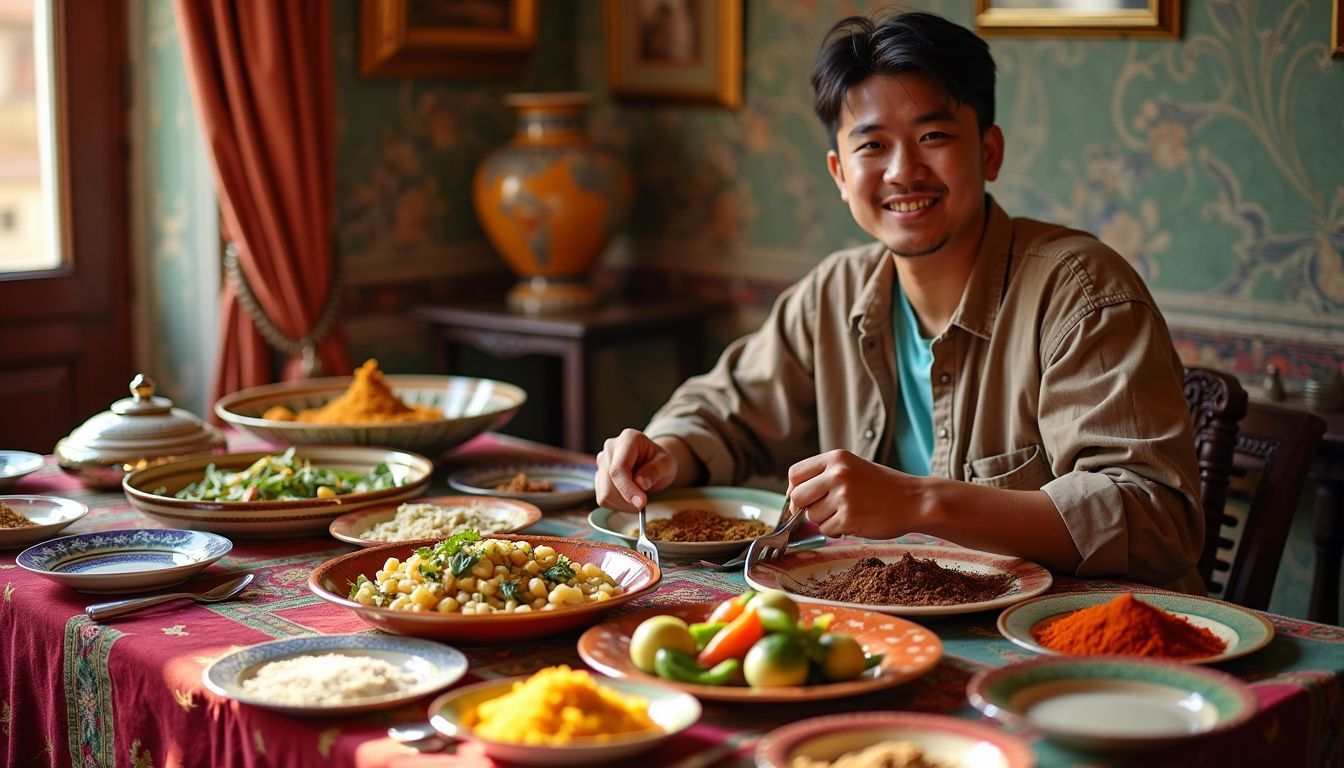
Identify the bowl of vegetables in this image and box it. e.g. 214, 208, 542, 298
122, 446, 433, 537
577, 588, 943, 702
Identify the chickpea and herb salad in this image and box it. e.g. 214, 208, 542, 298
348, 530, 624, 615
170, 447, 400, 502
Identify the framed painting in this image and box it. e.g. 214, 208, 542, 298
360, 0, 538, 78
973, 0, 1182, 38
605, 0, 743, 108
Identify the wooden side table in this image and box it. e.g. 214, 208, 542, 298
412, 298, 720, 453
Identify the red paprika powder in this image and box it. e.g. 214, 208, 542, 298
1032, 593, 1227, 659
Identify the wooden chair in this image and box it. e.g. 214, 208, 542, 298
1184, 366, 1328, 609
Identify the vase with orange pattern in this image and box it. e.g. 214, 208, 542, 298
473, 92, 631, 313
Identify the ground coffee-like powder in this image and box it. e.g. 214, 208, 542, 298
795, 553, 1015, 606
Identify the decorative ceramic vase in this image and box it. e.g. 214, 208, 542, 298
473, 92, 631, 313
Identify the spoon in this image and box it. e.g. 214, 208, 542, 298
84, 573, 255, 622
387, 723, 451, 753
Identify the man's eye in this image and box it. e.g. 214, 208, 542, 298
919, 131, 950, 142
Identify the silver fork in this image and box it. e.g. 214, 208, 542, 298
742, 496, 809, 572
634, 503, 660, 567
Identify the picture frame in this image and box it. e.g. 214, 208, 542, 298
973, 0, 1182, 39
360, 0, 538, 78
604, 0, 743, 108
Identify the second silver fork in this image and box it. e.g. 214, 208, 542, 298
742, 496, 809, 572
635, 504, 660, 567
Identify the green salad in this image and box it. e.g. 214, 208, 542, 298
171, 447, 400, 502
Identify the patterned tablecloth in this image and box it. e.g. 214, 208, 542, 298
3, 432, 1343, 768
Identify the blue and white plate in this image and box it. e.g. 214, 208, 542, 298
203, 634, 468, 717
448, 462, 596, 511
0, 495, 88, 550
16, 528, 233, 594
996, 590, 1274, 664
589, 486, 788, 558
0, 451, 43, 488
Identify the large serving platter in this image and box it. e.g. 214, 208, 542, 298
203, 634, 468, 717
328, 495, 542, 547
996, 590, 1274, 664
746, 543, 1052, 617
122, 447, 433, 537
448, 462, 597, 511
308, 534, 660, 642
588, 486, 788, 558
215, 374, 526, 460
755, 711, 1036, 768
577, 601, 942, 703
16, 528, 232, 593
0, 495, 88, 549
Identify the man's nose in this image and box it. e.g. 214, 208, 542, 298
882, 141, 927, 186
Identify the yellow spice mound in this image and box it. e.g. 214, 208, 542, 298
263, 359, 442, 424
462, 666, 657, 745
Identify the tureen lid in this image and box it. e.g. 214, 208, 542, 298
55, 374, 227, 483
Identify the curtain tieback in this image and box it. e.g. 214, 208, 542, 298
224, 242, 341, 378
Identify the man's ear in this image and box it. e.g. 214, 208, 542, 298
827, 150, 850, 202
982, 125, 1005, 182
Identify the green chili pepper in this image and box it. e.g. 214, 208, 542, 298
654, 648, 741, 686
689, 621, 728, 650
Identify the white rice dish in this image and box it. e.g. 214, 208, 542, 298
240, 653, 418, 705
361, 501, 517, 541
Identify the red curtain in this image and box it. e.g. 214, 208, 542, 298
174, 0, 351, 404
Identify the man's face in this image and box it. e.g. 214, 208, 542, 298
827, 73, 1003, 260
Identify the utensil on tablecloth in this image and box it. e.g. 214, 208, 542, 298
85, 573, 254, 621
387, 723, 452, 753
742, 496, 808, 571
697, 534, 828, 571
634, 502, 659, 567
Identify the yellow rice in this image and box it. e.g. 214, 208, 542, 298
462, 665, 656, 745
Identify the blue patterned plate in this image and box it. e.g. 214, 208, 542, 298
448, 462, 596, 511
203, 634, 468, 716
996, 590, 1274, 664
16, 528, 232, 594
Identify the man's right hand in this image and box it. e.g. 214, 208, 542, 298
594, 430, 689, 511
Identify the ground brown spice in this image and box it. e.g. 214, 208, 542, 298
0, 504, 36, 529
494, 472, 555, 493
640, 508, 771, 542
795, 553, 1015, 606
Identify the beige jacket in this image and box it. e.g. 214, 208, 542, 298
646, 197, 1204, 592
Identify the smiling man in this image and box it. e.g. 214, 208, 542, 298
595, 11, 1204, 592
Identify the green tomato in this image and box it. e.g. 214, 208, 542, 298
629, 615, 696, 673
743, 632, 810, 688
748, 588, 800, 622
817, 632, 868, 682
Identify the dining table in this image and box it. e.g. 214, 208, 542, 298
3, 430, 1344, 768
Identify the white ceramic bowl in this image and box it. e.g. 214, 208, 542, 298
122, 447, 433, 537
0, 495, 88, 549
756, 711, 1036, 768
0, 451, 43, 488
215, 374, 526, 460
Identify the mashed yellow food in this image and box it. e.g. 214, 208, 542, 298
462, 666, 656, 745
263, 359, 441, 424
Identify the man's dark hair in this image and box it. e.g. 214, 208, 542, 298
810, 11, 997, 150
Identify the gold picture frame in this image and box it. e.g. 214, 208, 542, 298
973, 0, 1181, 38
605, 0, 743, 108
360, 0, 538, 78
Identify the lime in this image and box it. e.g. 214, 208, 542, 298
629, 615, 696, 673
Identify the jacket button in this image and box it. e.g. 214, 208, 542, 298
937, 427, 949, 439
938, 372, 951, 384
864, 429, 875, 439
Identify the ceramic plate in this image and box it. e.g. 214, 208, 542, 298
996, 590, 1274, 664
746, 543, 1053, 617
428, 675, 700, 766
16, 528, 232, 594
0, 451, 43, 488
0, 495, 88, 549
447, 462, 596, 511
577, 601, 942, 703
122, 447, 433, 537
309, 534, 660, 642
328, 495, 543, 547
967, 655, 1258, 752
756, 711, 1036, 768
588, 486, 788, 558
202, 634, 468, 717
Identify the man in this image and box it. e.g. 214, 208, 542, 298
595, 11, 1203, 592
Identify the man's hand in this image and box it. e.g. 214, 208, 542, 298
788, 450, 926, 539
595, 429, 686, 511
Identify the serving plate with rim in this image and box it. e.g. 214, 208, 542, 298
122, 446, 433, 537
0, 450, 43, 488
447, 462, 596, 511
588, 486, 788, 558
577, 601, 942, 703
202, 634, 468, 717
755, 711, 1036, 768
996, 590, 1274, 664
745, 543, 1052, 617
16, 528, 232, 593
328, 494, 542, 547
0, 495, 88, 549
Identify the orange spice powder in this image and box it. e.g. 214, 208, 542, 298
1033, 593, 1227, 660
263, 359, 442, 424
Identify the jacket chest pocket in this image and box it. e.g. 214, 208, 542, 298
964, 444, 1054, 490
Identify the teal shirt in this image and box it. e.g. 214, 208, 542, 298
891, 282, 934, 475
